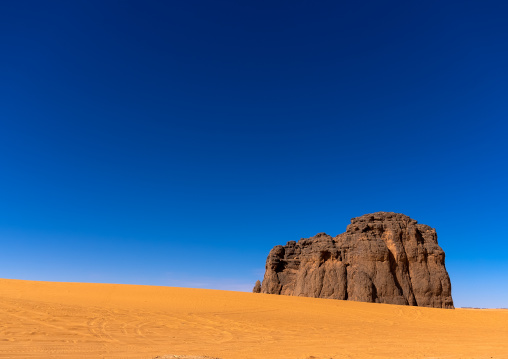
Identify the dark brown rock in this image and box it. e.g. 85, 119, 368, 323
257, 212, 454, 308
252, 280, 261, 293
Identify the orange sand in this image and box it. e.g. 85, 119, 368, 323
0, 278, 507, 359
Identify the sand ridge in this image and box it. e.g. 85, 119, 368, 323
0, 278, 507, 359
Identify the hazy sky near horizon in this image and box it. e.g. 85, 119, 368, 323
1, 1, 507, 308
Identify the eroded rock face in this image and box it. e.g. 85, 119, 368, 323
256, 212, 454, 308
252, 280, 261, 293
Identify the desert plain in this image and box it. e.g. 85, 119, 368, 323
0, 278, 507, 359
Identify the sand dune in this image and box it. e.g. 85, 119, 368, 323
0, 278, 506, 359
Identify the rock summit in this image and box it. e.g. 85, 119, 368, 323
255, 212, 454, 308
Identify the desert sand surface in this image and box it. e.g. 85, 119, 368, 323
0, 278, 507, 359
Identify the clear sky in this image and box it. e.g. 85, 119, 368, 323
1, 1, 507, 308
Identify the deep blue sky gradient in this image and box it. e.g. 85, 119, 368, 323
1, 1, 507, 307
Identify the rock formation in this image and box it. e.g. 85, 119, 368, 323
252, 280, 261, 293
255, 212, 454, 308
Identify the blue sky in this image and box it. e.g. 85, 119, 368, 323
1, 1, 507, 308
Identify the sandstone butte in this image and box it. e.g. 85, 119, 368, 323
255, 212, 454, 309
1, 278, 508, 359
